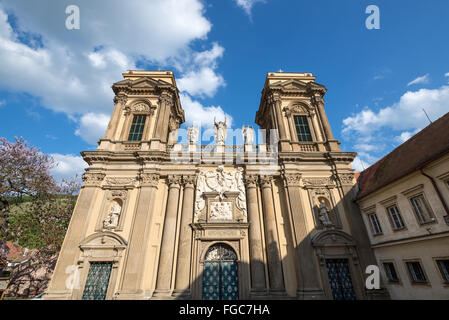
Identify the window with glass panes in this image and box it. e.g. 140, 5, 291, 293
410, 195, 432, 223
368, 213, 382, 235
383, 262, 399, 282
127, 115, 147, 141
436, 260, 449, 283
387, 205, 405, 229
294, 116, 313, 142
406, 261, 427, 283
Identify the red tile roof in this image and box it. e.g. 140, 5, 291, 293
357, 112, 449, 200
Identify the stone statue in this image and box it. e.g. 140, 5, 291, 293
103, 201, 122, 229
242, 125, 255, 145
214, 117, 227, 146
187, 126, 199, 145
318, 201, 333, 228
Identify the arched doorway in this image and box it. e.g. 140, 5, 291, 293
202, 243, 238, 300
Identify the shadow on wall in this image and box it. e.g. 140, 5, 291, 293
166, 183, 390, 301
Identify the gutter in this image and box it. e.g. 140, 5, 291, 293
420, 168, 449, 215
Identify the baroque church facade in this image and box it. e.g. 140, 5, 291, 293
45, 70, 388, 300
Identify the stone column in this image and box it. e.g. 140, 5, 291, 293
154, 175, 182, 295
160, 93, 173, 143
285, 108, 298, 142
45, 172, 104, 299
245, 175, 266, 292
119, 173, 159, 296
105, 95, 127, 140
283, 173, 322, 298
315, 98, 334, 140
174, 175, 196, 296
269, 95, 287, 141
154, 92, 170, 141
259, 176, 284, 292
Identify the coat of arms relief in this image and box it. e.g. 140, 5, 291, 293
194, 166, 247, 222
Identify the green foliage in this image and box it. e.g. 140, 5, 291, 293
7, 193, 78, 252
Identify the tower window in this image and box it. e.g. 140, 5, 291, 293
128, 115, 147, 141
294, 116, 313, 142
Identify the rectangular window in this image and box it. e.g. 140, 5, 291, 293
406, 261, 427, 283
436, 259, 449, 283
294, 116, 313, 142
410, 195, 433, 224
127, 115, 147, 141
368, 213, 382, 235
82, 262, 113, 300
383, 262, 399, 283
387, 205, 405, 229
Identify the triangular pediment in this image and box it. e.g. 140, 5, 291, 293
269, 79, 326, 93
131, 77, 171, 88
270, 79, 308, 90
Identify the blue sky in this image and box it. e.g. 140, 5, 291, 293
0, 0, 448, 180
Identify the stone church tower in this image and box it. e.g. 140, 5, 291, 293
45, 70, 388, 300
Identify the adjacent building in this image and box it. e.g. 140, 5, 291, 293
356, 112, 449, 299
45, 70, 388, 300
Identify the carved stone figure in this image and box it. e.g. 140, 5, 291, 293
194, 166, 247, 217
242, 125, 255, 145
103, 200, 122, 229
214, 117, 227, 145
318, 201, 333, 228
187, 126, 199, 145
210, 202, 233, 220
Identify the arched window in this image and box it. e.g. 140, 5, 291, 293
205, 243, 237, 262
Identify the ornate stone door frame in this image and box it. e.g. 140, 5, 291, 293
311, 230, 366, 300
72, 232, 127, 300
190, 223, 250, 300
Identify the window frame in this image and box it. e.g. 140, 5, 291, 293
386, 204, 406, 231
404, 260, 429, 285
434, 257, 449, 285
293, 115, 313, 142
409, 194, 436, 225
382, 261, 401, 284
368, 212, 383, 236
127, 114, 148, 142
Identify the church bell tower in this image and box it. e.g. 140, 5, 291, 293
255, 72, 341, 152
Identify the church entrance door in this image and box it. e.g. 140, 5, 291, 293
325, 258, 356, 300
202, 244, 238, 300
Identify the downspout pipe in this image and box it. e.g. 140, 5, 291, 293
420, 168, 449, 215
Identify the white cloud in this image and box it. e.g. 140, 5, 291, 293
0, 1, 221, 144
180, 93, 233, 129
445, 72, 449, 77
178, 67, 225, 98
75, 113, 110, 145
177, 43, 225, 97
50, 153, 88, 182
351, 156, 371, 172
343, 85, 449, 170
353, 144, 380, 152
407, 74, 429, 86
234, 0, 265, 17
0, 100, 5, 107
343, 85, 449, 137
394, 127, 423, 143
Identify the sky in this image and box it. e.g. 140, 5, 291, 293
0, 0, 448, 181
